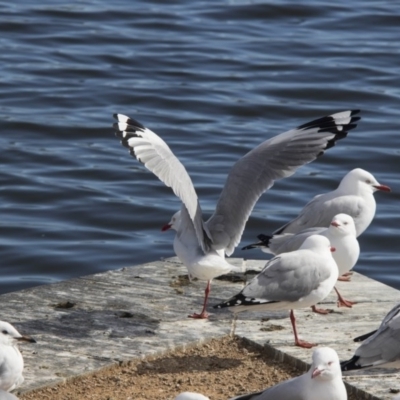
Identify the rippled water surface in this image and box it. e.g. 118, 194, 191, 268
1, 0, 399, 294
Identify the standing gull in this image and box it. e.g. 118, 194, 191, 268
230, 347, 347, 400
0, 321, 35, 392
341, 302, 400, 371
243, 213, 360, 309
114, 110, 360, 318
214, 235, 338, 348
271, 168, 390, 237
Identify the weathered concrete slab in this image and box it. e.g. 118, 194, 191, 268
4, 257, 399, 399
228, 271, 400, 400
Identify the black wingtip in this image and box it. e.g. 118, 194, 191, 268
353, 329, 377, 342
242, 234, 272, 250
242, 242, 260, 250
296, 110, 361, 152
112, 113, 146, 130
297, 109, 361, 130
214, 293, 278, 310
213, 293, 247, 309
340, 355, 362, 371
257, 234, 272, 245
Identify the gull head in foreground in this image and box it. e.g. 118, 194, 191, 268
114, 110, 360, 319
230, 347, 346, 400
0, 321, 36, 392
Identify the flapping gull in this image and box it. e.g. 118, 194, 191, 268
273, 168, 390, 237
341, 302, 400, 371
243, 213, 359, 310
175, 393, 210, 400
114, 110, 360, 318
214, 235, 338, 348
230, 347, 346, 400
0, 321, 36, 392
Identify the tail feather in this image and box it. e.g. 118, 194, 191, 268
213, 293, 248, 309
213, 293, 277, 310
257, 234, 272, 245
241, 242, 262, 250
353, 329, 377, 342
241, 234, 272, 250
340, 355, 362, 371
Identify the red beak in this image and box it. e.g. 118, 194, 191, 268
330, 221, 340, 227
373, 184, 391, 192
311, 368, 322, 379
161, 224, 172, 232
330, 246, 336, 252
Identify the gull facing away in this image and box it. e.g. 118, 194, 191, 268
230, 347, 347, 400
214, 235, 338, 348
341, 302, 400, 371
0, 321, 36, 392
175, 393, 210, 400
114, 110, 360, 319
272, 168, 391, 237
243, 213, 360, 309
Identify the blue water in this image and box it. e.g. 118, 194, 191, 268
0, 0, 399, 294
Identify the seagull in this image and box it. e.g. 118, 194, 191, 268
243, 213, 360, 310
214, 235, 338, 348
230, 347, 346, 400
271, 168, 391, 237
0, 321, 36, 392
341, 302, 400, 371
114, 110, 360, 319
175, 393, 210, 400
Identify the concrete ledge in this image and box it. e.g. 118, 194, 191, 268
6, 257, 399, 399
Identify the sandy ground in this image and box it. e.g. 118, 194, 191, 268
19, 335, 357, 400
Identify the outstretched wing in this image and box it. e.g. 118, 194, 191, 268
207, 110, 360, 256
113, 114, 212, 253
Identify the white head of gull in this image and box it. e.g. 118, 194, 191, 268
0, 321, 35, 392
